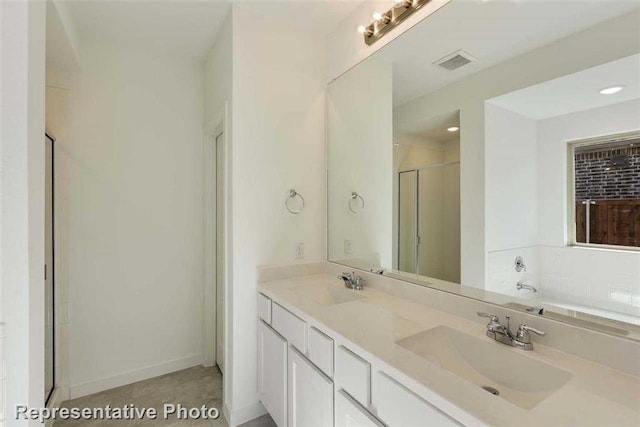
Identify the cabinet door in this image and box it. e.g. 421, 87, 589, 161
376, 372, 460, 427
336, 389, 384, 427
258, 321, 287, 427
288, 346, 333, 427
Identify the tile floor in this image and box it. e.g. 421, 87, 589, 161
54, 366, 275, 426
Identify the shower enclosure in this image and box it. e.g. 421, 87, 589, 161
397, 162, 460, 283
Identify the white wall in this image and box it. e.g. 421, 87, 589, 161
327, 57, 393, 269
64, 40, 205, 397
0, 0, 47, 423
485, 103, 538, 252
226, 5, 327, 424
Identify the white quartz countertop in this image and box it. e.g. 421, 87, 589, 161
258, 273, 640, 427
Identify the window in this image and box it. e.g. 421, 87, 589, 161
570, 133, 640, 249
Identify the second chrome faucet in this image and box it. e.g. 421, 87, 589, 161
338, 272, 365, 290
477, 312, 545, 351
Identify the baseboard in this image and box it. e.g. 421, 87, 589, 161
68, 354, 202, 399
225, 401, 266, 427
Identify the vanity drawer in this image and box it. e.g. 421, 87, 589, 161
258, 293, 272, 324
307, 326, 334, 377
336, 389, 384, 427
335, 345, 371, 407
376, 372, 460, 427
272, 303, 306, 352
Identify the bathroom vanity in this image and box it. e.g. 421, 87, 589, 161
257, 264, 640, 427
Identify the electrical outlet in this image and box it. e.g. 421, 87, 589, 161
294, 241, 304, 259
344, 239, 353, 255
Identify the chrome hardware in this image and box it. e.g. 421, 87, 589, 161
516, 281, 537, 293
514, 256, 526, 272
338, 272, 364, 290
348, 192, 365, 214
285, 189, 305, 214
477, 312, 545, 351
513, 324, 546, 351
526, 305, 545, 315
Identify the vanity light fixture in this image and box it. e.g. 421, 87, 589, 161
447, 126, 459, 132
359, 0, 430, 46
599, 86, 623, 95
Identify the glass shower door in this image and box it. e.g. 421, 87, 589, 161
398, 170, 417, 273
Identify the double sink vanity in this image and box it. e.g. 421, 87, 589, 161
257, 263, 640, 426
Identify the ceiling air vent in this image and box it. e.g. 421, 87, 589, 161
434, 50, 476, 71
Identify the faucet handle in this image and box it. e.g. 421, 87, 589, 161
519, 324, 546, 336
477, 312, 499, 322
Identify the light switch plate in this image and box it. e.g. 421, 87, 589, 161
344, 239, 353, 255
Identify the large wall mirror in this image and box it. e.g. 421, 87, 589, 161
327, 0, 640, 340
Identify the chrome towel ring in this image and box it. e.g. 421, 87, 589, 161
349, 192, 365, 214
286, 189, 305, 215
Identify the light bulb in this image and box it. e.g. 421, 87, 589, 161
372, 11, 383, 20
599, 86, 623, 95
447, 126, 460, 132
357, 25, 367, 34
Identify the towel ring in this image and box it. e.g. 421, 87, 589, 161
286, 189, 305, 215
348, 192, 365, 214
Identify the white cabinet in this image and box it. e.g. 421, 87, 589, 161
336, 389, 384, 427
335, 346, 371, 407
258, 293, 272, 323
273, 303, 307, 353
308, 326, 334, 377
376, 372, 460, 427
258, 321, 287, 427
288, 346, 334, 427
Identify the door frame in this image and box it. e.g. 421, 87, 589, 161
45, 133, 56, 406
202, 102, 231, 373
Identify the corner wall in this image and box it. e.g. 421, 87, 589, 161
226, 5, 327, 424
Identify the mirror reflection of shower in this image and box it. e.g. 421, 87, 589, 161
394, 110, 461, 283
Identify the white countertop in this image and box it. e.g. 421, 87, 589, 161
258, 272, 640, 427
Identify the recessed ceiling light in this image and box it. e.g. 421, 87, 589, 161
447, 126, 459, 132
600, 86, 623, 95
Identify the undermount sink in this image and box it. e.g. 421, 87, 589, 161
396, 326, 573, 409
309, 286, 364, 306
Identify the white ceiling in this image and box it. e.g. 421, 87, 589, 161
487, 54, 640, 119
65, 0, 232, 59
396, 110, 460, 142
63, 0, 363, 59
374, 0, 640, 106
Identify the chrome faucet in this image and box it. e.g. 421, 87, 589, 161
477, 312, 545, 351
338, 272, 364, 290
516, 281, 537, 293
